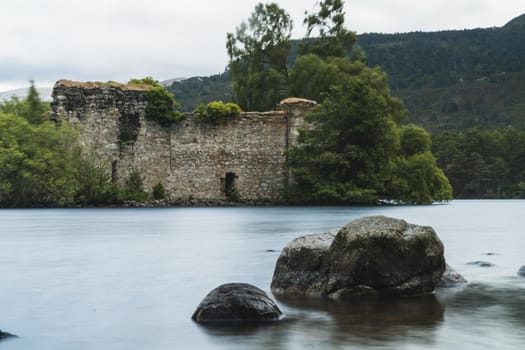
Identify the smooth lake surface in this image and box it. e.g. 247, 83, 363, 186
1, 200, 524, 349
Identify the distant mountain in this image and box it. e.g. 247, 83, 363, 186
160, 77, 186, 88
167, 13, 525, 131
0, 87, 53, 102
167, 72, 233, 112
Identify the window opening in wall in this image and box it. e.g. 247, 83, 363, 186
224, 172, 236, 197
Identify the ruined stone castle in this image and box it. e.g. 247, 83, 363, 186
51, 80, 315, 202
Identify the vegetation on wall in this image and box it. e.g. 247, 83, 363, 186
193, 101, 241, 123
152, 182, 166, 200
128, 77, 185, 126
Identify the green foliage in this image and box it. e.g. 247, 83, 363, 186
0, 112, 81, 207
221, 182, 241, 202
74, 155, 123, 206
286, 67, 407, 204
128, 77, 161, 87
228, 187, 241, 202
152, 182, 166, 200
0, 81, 50, 125
193, 101, 241, 123
286, 71, 452, 204
25, 81, 48, 124
390, 152, 453, 204
166, 72, 233, 112
227, 2, 293, 111
399, 124, 432, 156
301, 0, 356, 58
122, 170, 149, 202
432, 128, 525, 198
289, 54, 366, 103
145, 86, 185, 126
0, 86, 175, 207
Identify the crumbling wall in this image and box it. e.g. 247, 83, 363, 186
51, 80, 316, 202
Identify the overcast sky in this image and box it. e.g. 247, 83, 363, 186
1, 0, 524, 91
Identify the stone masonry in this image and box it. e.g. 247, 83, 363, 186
51, 80, 316, 202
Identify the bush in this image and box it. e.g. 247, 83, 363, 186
145, 86, 185, 126
123, 170, 149, 202
228, 187, 241, 202
152, 182, 166, 200
128, 77, 161, 87
193, 101, 241, 123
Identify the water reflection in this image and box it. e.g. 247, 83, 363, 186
279, 294, 444, 338
196, 295, 445, 348
438, 282, 525, 328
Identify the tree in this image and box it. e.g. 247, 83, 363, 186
389, 125, 453, 204
0, 81, 49, 124
227, 2, 293, 111
0, 112, 81, 207
286, 68, 405, 204
289, 1, 364, 103
286, 71, 452, 204
301, 0, 356, 58
399, 124, 432, 157
25, 80, 48, 124
0, 94, 128, 207
289, 54, 366, 103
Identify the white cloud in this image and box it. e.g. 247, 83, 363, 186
1, 0, 524, 90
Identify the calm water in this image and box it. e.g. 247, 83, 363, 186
0, 200, 524, 349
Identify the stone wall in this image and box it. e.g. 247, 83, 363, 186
51, 80, 316, 202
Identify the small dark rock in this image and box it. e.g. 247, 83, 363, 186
266, 249, 278, 253
192, 283, 282, 323
0, 330, 16, 340
467, 261, 494, 267
518, 265, 525, 277
437, 264, 468, 287
483, 253, 497, 256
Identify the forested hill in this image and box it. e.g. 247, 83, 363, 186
357, 14, 525, 132
168, 13, 525, 132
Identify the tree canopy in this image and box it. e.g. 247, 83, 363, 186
227, 2, 293, 111
286, 67, 452, 204
301, 0, 356, 58
281, 0, 452, 204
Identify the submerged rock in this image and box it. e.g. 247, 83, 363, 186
466, 261, 494, 267
271, 216, 446, 299
0, 330, 16, 340
518, 265, 525, 277
192, 283, 282, 323
437, 264, 468, 287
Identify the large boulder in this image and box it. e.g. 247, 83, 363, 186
271, 216, 446, 299
192, 283, 282, 323
271, 230, 336, 297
